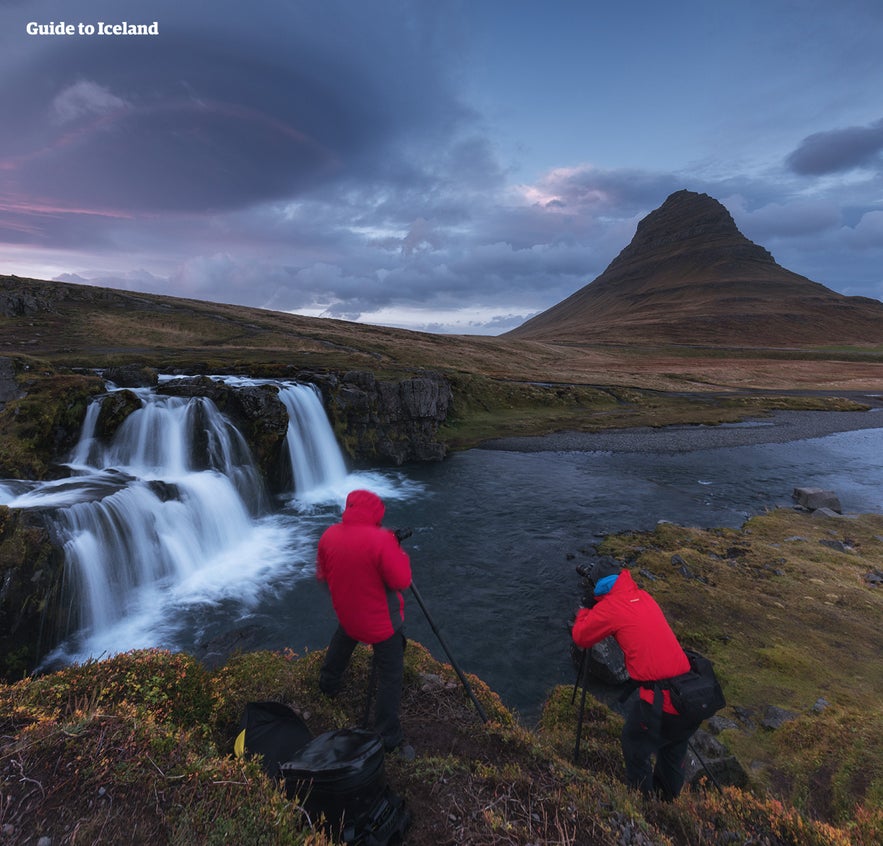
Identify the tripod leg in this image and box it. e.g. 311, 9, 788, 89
687, 739, 723, 794
573, 671, 589, 764
410, 582, 488, 723
572, 647, 588, 705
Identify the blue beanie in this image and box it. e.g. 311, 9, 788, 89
593, 573, 619, 596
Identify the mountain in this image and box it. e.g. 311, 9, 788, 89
507, 190, 883, 347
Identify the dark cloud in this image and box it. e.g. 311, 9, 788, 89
787, 118, 883, 175
0, 1, 468, 218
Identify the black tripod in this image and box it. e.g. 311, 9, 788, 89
363, 528, 488, 726
362, 582, 488, 726
571, 648, 590, 764
410, 581, 489, 724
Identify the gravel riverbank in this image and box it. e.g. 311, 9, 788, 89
478, 408, 883, 454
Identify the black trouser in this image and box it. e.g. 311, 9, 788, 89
319, 625, 405, 750
621, 697, 698, 800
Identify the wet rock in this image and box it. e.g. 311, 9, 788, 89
95, 389, 142, 438
572, 637, 630, 685
864, 569, 882, 587
706, 714, 739, 734
818, 538, 853, 553
732, 705, 757, 730
104, 364, 158, 388
314, 370, 453, 465
0, 506, 66, 679
0, 357, 24, 410
792, 487, 842, 513
670, 553, 693, 578
685, 728, 749, 789
812, 507, 844, 518
195, 624, 267, 670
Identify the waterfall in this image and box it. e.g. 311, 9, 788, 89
278, 383, 348, 495
56, 473, 261, 636
4, 377, 356, 662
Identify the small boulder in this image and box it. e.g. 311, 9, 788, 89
761, 705, 798, 730
792, 487, 842, 514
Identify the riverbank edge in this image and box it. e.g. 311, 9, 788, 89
477, 405, 883, 454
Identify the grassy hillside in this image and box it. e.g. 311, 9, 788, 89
1, 509, 880, 845
4, 274, 883, 391
4, 274, 883, 459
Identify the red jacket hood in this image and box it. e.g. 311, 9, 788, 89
342, 489, 385, 526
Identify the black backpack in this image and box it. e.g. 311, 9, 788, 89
280, 728, 411, 846
234, 701, 313, 776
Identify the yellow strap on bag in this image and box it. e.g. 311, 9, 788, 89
234, 728, 246, 759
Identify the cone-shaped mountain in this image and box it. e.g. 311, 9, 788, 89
507, 190, 883, 346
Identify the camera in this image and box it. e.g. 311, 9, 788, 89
575, 557, 622, 608
393, 527, 413, 543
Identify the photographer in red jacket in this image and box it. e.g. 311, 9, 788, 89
316, 489, 412, 751
571, 559, 700, 800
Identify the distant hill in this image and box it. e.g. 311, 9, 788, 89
507, 190, 883, 347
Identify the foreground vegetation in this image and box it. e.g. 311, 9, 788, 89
1, 509, 880, 845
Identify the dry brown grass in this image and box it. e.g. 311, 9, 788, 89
4, 274, 883, 392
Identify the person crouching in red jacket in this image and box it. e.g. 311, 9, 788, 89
571, 560, 700, 800
316, 489, 412, 751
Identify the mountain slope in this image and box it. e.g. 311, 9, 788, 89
507, 190, 883, 347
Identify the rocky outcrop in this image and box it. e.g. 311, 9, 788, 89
0, 506, 66, 680
0, 357, 24, 411
82, 370, 453, 489
153, 369, 454, 473
307, 370, 453, 465
0, 360, 104, 480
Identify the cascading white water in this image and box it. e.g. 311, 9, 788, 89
57, 472, 261, 636
278, 383, 348, 495
5, 378, 360, 661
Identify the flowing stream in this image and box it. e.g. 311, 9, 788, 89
2, 377, 883, 721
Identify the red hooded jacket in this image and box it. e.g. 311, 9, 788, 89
571, 570, 690, 714
316, 490, 412, 644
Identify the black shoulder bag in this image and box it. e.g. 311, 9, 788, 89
663, 649, 726, 723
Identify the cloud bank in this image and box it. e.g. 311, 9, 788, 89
1, 0, 883, 332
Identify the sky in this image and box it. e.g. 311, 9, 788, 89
1, 0, 882, 335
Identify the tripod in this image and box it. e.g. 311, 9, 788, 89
361, 582, 488, 727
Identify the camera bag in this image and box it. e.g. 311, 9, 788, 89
663, 649, 726, 723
